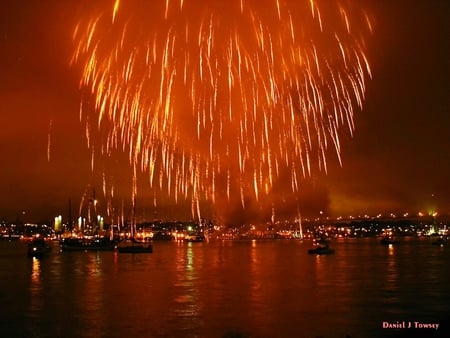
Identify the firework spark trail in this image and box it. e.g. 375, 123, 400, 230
72, 0, 373, 219
47, 120, 53, 162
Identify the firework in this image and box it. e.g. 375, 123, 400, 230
72, 0, 373, 219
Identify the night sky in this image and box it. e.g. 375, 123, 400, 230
1, 0, 449, 223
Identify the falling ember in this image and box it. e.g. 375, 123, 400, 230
112, 0, 120, 23
71, 0, 373, 219
47, 120, 52, 162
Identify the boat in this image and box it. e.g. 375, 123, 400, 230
27, 237, 52, 257
117, 238, 153, 253
185, 234, 205, 242
380, 236, 400, 245
152, 231, 173, 241
60, 236, 116, 251
308, 245, 335, 255
116, 198, 152, 253
431, 236, 447, 246
308, 238, 334, 255
60, 186, 116, 252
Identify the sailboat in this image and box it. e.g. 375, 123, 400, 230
117, 199, 152, 253
117, 236, 153, 253
27, 236, 52, 257
60, 193, 116, 252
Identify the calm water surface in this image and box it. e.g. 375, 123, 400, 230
0, 237, 449, 338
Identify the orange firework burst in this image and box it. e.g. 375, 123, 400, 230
71, 0, 373, 219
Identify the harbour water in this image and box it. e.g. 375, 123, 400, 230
0, 237, 449, 338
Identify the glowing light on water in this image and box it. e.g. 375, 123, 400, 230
71, 0, 373, 219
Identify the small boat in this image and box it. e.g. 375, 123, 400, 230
117, 238, 153, 253
27, 237, 52, 257
185, 234, 205, 242
380, 236, 400, 245
431, 236, 447, 246
308, 245, 335, 255
308, 238, 334, 255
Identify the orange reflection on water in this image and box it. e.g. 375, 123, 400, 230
384, 243, 399, 305
173, 242, 201, 322
29, 256, 43, 321
30, 257, 41, 286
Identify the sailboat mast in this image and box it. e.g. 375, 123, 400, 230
297, 208, 303, 239
120, 199, 124, 232
131, 197, 136, 239
68, 198, 72, 231
299, 216, 303, 239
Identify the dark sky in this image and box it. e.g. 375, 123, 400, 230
324, 0, 450, 217
1, 0, 449, 223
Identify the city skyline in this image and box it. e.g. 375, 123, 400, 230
1, 0, 450, 223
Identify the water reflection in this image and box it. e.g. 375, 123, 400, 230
1, 238, 449, 338
30, 257, 41, 286
27, 256, 45, 337
173, 242, 201, 331
29, 257, 42, 308
82, 252, 106, 336
384, 244, 399, 309
250, 239, 259, 292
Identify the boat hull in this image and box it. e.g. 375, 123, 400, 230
117, 240, 153, 253
185, 236, 205, 243
308, 247, 335, 255
27, 239, 52, 257
117, 245, 153, 253
380, 237, 400, 245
